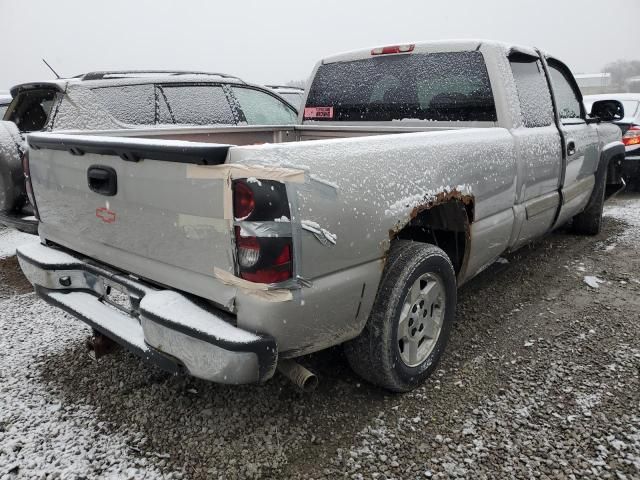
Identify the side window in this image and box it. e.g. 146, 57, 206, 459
90, 85, 156, 125
53, 86, 122, 130
509, 56, 554, 127
157, 85, 235, 125
548, 64, 582, 121
231, 87, 297, 125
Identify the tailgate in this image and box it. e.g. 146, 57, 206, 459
27, 133, 238, 308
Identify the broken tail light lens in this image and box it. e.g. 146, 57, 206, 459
623, 126, 640, 147
22, 150, 40, 220
236, 230, 260, 268
234, 227, 293, 284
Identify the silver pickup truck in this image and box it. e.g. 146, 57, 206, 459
17, 40, 626, 392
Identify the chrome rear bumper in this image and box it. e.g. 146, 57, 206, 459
16, 242, 278, 384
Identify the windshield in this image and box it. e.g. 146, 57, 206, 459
305, 51, 497, 122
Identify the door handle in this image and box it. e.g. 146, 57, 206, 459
567, 141, 576, 157
88, 165, 117, 196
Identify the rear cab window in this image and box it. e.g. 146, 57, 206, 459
304, 51, 497, 123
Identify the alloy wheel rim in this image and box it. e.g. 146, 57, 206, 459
397, 272, 445, 367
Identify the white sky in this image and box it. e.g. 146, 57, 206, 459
1, 0, 638, 91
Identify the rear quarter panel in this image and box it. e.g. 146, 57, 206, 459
230, 128, 518, 281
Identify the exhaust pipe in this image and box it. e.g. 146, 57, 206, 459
277, 359, 318, 392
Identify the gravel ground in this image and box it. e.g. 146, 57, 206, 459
1, 193, 639, 479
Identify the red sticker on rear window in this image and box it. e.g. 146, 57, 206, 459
304, 107, 334, 119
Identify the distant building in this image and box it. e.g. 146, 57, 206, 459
626, 76, 640, 93
575, 73, 612, 95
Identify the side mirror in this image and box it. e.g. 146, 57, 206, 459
590, 100, 625, 122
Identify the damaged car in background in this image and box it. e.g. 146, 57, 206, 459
17, 40, 625, 392
0, 70, 298, 233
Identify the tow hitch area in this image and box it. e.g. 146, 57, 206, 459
86, 330, 120, 359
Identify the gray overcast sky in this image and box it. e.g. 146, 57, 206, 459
1, 0, 638, 91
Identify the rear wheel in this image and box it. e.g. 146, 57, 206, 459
344, 241, 456, 392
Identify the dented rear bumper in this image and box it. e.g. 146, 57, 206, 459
16, 242, 278, 384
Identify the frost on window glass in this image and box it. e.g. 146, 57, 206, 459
232, 87, 297, 125
548, 65, 582, 120
157, 85, 235, 125
52, 86, 121, 130
509, 56, 554, 128
90, 85, 155, 125
305, 51, 496, 122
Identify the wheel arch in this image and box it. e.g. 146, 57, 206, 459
389, 191, 475, 282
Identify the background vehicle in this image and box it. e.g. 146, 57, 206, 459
0, 94, 11, 118
267, 85, 305, 109
585, 93, 640, 189
18, 40, 625, 393
0, 70, 298, 232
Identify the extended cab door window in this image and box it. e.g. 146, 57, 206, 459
509, 55, 554, 127
157, 84, 236, 125
547, 63, 584, 123
231, 87, 297, 125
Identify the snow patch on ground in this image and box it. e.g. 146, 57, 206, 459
604, 197, 640, 245
0, 295, 172, 478
584, 276, 605, 289
0, 228, 38, 259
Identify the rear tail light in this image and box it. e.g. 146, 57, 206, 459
233, 181, 256, 220
22, 150, 40, 220
623, 126, 640, 147
236, 230, 260, 268
371, 44, 415, 56
232, 179, 293, 284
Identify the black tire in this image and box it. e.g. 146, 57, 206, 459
344, 241, 457, 392
0, 121, 26, 213
572, 172, 606, 236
